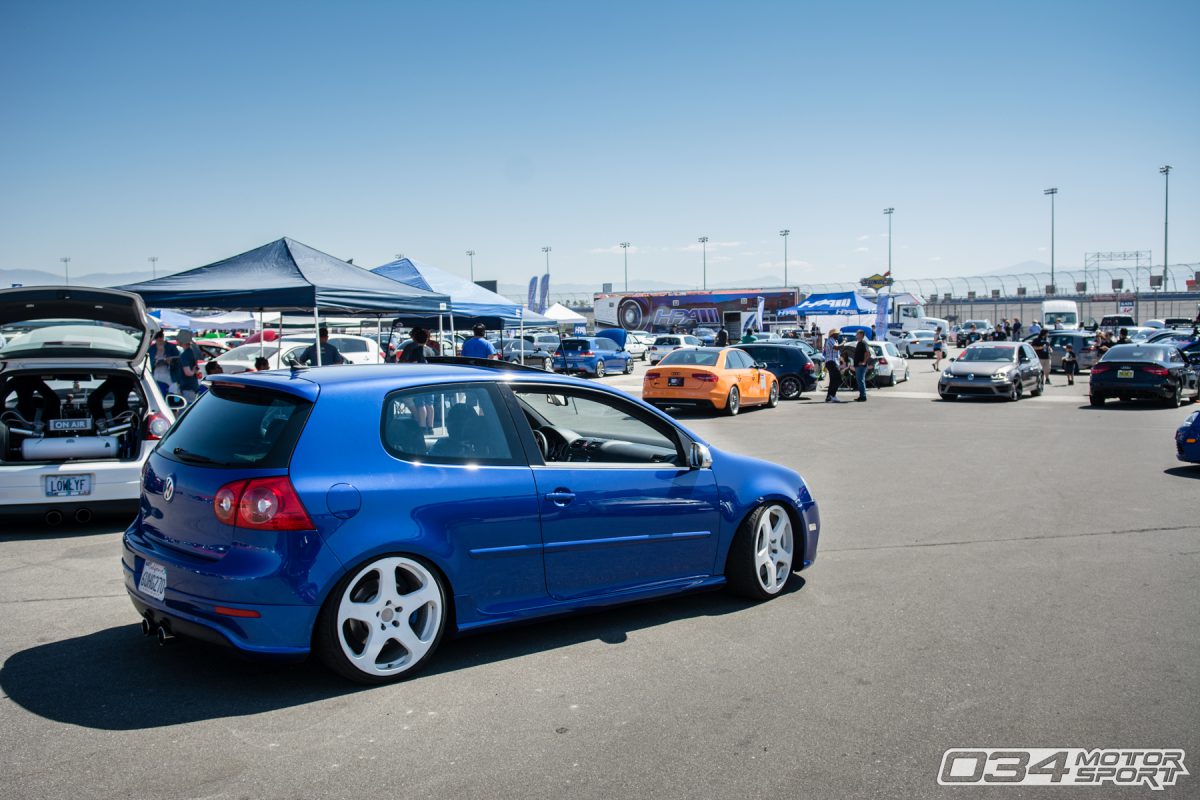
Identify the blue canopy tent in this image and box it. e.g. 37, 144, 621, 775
117, 238, 449, 365
779, 291, 878, 316
371, 258, 550, 328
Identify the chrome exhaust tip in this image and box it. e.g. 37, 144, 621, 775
141, 617, 154, 636
44, 510, 63, 526
156, 624, 175, 646
74, 508, 92, 524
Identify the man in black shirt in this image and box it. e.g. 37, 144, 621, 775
299, 327, 346, 366
853, 330, 870, 402
715, 326, 729, 347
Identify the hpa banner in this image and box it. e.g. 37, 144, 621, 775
756, 296, 765, 332
874, 292, 890, 340
538, 274, 551, 314
526, 277, 538, 310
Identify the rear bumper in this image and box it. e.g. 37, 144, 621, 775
0, 448, 150, 508
1090, 380, 1173, 399
643, 386, 726, 408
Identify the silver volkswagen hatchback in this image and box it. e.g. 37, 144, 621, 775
938, 342, 1045, 401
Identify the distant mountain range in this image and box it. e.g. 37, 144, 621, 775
0, 268, 158, 288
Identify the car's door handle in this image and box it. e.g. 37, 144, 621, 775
546, 489, 575, 507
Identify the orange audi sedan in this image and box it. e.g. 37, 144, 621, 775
643, 347, 779, 416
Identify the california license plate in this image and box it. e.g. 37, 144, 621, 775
138, 561, 167, 602
50, 418, 91, 432
668, 376, 684, 386
1118, 368, 1135, 379
44, 474, 91, 497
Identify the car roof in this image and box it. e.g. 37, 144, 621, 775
213, 362, 613, 401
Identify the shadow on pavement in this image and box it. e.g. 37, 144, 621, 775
0, 579, 803, 730
0, 516, 136, 543
1163, 466, 1200, 480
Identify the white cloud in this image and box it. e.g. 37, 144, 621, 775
855, 246, 869, 253
1037, 246, 1047, 252
857, 234, 870, 241
589, 244, 640, 255
929, 256, 942, 262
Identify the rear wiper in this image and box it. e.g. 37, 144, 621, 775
172, 447, 230, 466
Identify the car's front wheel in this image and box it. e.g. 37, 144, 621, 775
766, 381, 779, 408
1090, 394, 1105, 407
624, 359, 635, 374
1166, 384, 1183, 408
315, 555, 447, 685
726, 504, 795, 600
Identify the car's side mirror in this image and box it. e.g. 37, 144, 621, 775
754, 362, 767, 370
165, 394, 188, 411
689, 442, 713, 470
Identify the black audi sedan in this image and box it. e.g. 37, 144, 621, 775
1089, 344, 1199, 408
735, 343, 818, 399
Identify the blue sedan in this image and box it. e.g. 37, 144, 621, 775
122, 362, 821, 683
1177, 410, 1200, 463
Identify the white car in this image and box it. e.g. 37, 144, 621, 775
647, 334, 702, 365
215, 334, 382, 372
896, 329, 938, 358
626, 331, 655, 360
0, 286, 177, 522
869, 341, 909, 386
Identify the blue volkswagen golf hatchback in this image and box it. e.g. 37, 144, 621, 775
123, 361, 821, 683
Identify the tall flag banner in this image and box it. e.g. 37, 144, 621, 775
538, 274, 551, 314
756, 296, 766, 332
526, 276, 538, 311
874, 292, 890, 340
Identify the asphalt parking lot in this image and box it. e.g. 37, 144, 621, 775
2, 354, 1197, 800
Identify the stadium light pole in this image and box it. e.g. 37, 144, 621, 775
1160, 165, 1171, 292
619, 242, 631, 290
698, 236, 709, 290
148, 256, 158, 279
1043, 188, 1057, 293
779, 229, 790, 288
883, 208, 894, 279
60, 257, 71, 286
541, 246, 551, 274
465, 250, 475, 282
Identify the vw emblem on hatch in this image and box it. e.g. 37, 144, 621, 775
163, 476, 175, 502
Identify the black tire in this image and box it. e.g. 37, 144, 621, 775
1009, 381, 1021, 402
779, 376, 802, 400
624, 359, 635, 374
723, 386, 740, 416
1031, 376, 1044, 396
314, 555, 448, 685
725, 504, 796, 601
766, 381, 779, 408
594, 360, 606, 378
1167, 384, 1182, 408
887, 373, 896, 387
1118, 394, 1131, 402
1090, 394, 1105, 407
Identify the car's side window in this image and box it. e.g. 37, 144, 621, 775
380, 383, 524, 466
510, 387, 682, 466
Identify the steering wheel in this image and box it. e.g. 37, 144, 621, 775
531, 429, 549, 460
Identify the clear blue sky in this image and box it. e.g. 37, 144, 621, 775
1, 0, 1196, 289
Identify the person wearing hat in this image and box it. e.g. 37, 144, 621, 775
461, 324, 498, 359
822, 328, 844, 403
299, 327, 346, 366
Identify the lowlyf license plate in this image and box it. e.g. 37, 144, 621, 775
138, 561, 167, 602
1118, 368, 1135, 379
44, 474, 91, 497
49, 418, 91, 432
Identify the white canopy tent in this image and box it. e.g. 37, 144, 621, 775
543, 302, 587, 326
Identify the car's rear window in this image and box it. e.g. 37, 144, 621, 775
336, 338, 369, 353
654, 337, 680, 346
659, 349, 719, 366
1103, 345, 1167, 362
158, 385, 312, 468
562, 340, 589, 352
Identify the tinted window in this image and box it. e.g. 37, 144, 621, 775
1103, 345, 1167, 362
158, 385, 311, 469
725, 350, 753, 369
594, 338, 615, 351
335, 338, 369, 353
562, 340, 589, 352
660, 349, 719, 366
381, 383, 522, 465
653, 337, 680, 346
685, 336, 702, 346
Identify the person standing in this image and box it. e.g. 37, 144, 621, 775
823, 328, 843, 403
932, 326, 946, 371
397, 328, 436, 432
175, 329, 201, 403
853, 330, 870, 402
740, 328, 757, 344
1029, 320, 1042, 338
1012, 318, 1023, 340
1003, 319, 1013, 340
1032, 329, 1052, 384
148, 331, 179, 396
461, 324, 498, 359
715, 325, 729, 347
1061, 342, 1079, 385
299, 327, 347, 366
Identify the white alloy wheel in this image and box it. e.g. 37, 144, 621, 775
328, 556, 445, 681
752, 505, 794, 593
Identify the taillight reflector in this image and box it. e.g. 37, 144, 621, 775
214, 606, 261, 618
645, 371, 661, 380
1144, 365, 1169, 376
692, 373, 719, 382
145, 412, 171, 440
1091, 364, 1111, 374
